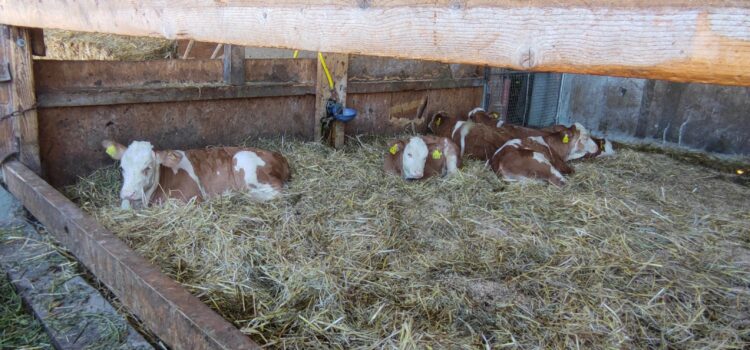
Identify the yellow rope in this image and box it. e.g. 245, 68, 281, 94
318, 52, 334, 90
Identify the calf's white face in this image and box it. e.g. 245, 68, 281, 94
118, 141, 160, 206
402, 137, 429, 179
567, 123, 599, 161
103, 140, 179, 209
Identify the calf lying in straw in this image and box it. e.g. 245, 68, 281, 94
102, 140, 290, 209
489, 124, 599, 186
384, 135, 461, 180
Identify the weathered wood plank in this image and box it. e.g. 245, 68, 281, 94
34, 59, 316, 90
37, 83, 315, 107
1, 161, 261, 350
36, 78, 482, 108
314, 52, 348, 145
0, 26, 40, 174
28, 27, 45, 56
0, 1, 749, 85
348, 78, 483, 94
0, 26, 16, 163
223, 44, 245, 85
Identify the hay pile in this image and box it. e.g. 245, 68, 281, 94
66, 137, 750, 349
42, 29, 176, 60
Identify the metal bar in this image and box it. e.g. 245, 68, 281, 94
1, 161, 261, 350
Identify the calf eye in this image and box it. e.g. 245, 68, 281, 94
143, 167, 152, 175
407, 153, 413, 157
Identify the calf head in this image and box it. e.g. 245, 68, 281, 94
428, 111, 466, 137
555, 123, 599, 161
102, 139, 182, 209
401, 136, 430, 179
584, 137, 616, 159
468, 107, 503, 127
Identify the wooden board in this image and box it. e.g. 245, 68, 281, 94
1, 1, 749, 85
2, 161, 261, 350
223, 44, 245, 85
38, 96, 316, 187
346, 87, 483, 136
0, 26, 14, 163
0, 26, 40, 174
34, 59, 316, 90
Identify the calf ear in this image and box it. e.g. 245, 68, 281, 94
388, 140, 405, 156
102, 140, 126, 160
156, 150, 183, 170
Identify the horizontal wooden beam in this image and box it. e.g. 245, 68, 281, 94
37, 83, 315, 107
348, 78, 484, 94
1, 1, 749, 86
36, 78, 482, 107
1, 161, 260, 350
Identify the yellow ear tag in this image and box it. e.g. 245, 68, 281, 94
389, 144, 399, 155
562, 134, 570, 144
106, 145, 117, 157
491, 112, 499, 119
432, 149, 442, 160
435, 117, 442, 126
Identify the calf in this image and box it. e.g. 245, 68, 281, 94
427, 111, 468, 138
468, 107, 504, 128
384, 135, 461, 180
102, 140, 290, 209
448, 120, 517, 160
469, 107, 559, 139
583, 137, 616, 159
489, 124, 599, 186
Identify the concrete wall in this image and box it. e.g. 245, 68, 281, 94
558, 74, 750, 156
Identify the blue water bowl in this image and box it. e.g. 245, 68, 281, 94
335, 108, 358, 122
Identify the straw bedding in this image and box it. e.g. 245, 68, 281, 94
42, 29, 176, 61
66, 136, 750, 349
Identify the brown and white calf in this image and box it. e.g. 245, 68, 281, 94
427, 111, 468, 138
384, 135, 461, 180
489, 123, 599, 186
468, 107, 504, 128
102, 140, 291, 209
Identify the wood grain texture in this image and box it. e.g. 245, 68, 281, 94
0, 27, 15, 163
0, 1, 749, 85
223, 44, 245, 85
0, 26, 40, 174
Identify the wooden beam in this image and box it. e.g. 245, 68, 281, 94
348, 78, 483, 94
36, 78, 481, 108
0, 25, 40, 174
28, 27, 45, 56
314, 52, 348, 146
37, 82, 315, 108
1, 161, 261, 350
223, 44, 244, 85
0, 1, 749, 86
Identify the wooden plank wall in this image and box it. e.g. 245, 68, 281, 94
35, 56, 483, 187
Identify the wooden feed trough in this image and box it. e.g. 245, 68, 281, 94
0, 1, 749, 349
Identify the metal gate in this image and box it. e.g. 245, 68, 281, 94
483, 69, 563, 127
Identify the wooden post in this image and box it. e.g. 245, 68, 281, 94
0, 25, 40, 174
314, 52, 348, 147
223, 44, 244, 85
28, 28, 45, 56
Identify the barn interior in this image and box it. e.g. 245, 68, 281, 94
1, 2, 749, 349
